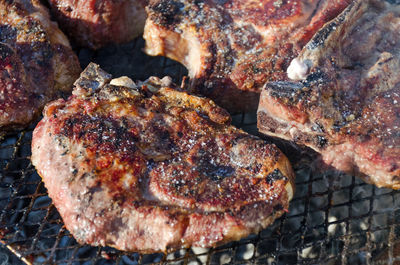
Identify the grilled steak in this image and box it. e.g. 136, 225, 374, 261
0, 0, 81, 132
258, 0, 400, 189
144, 0, 351, 112
47, 0, 147, 49
31, 63, 294, 252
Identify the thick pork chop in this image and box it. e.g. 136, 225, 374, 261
31, 63, 294, 252
258, 0, 400, 188
144, 0, 351, 112
0, 0, 81, 132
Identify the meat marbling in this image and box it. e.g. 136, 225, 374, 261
258, 0, 400, 189
144, 0, 351, 112
32, 63, 294, 252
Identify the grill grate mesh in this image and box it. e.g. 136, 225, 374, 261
1, 38, 400, 265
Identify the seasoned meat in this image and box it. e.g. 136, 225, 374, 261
47, 0, 147, 49
144, 0, 351, 112
31, 63, 294, 252
0, 0, 81, 132
258, 0, 400, 189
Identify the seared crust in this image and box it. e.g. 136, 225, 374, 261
48, 0, 147, 49
258, 0, 400, 189
32, 63, 294, 252
144, 0, 351, 112
0, 0, 81, 132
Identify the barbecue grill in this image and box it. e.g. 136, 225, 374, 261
1, 37, 400, 265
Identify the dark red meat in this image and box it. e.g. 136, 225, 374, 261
0, 0, 81, 132
258, 0, 400, 189
47, 0, 147, 49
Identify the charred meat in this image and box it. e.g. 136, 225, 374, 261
258, 0, 400, 189
31, 63, 294, 252
144, 0, 351, 112
0, 0, 81, 132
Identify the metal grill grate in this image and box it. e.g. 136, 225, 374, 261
1, 38, 400, 265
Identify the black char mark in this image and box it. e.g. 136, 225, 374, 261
266, 169, 287, 184
150, 0, 184, 28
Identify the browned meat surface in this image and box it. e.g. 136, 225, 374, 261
48, 0, 147, 49
144, 0, 351, 112
31, 63, 294, 252
258, 0, 400, 189
0, 0, 81, 132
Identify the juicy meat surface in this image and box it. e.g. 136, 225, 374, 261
48, 0, 147, 49
144, 0, 351, 112
0, 0, 81, 132
31, 63, 294, 252
258, 0, 400, 189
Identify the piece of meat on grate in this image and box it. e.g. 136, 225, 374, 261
258, 0, 400, 189
47, 0, 147, 49
31, 63, 294, 252
144, 0, 351, 112
0, 0, 81, 132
